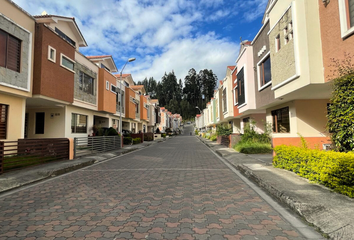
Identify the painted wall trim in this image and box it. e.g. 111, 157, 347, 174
271, 74, 299, 90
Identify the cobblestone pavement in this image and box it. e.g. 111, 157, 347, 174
0, 135, 317, 240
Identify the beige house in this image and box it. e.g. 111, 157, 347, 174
0, 0, 35, 140
266, 0, 331, 148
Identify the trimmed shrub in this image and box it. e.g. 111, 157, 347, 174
235, 142, 273, 154
216, 124, 232, 136
234, 120, 272, 153
210, 135, 217, 141
195, 130, 199, 135
133, 138, 141, 144
123, 137, 132, 145
274, 145, 354, 198
161, 133, 166, 138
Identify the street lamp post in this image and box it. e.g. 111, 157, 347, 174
195, 106, 202, 114
119, 58, 136, 147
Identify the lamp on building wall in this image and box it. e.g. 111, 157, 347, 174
119, 57, 136, 147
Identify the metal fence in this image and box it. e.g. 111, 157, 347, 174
74, 136, 121, 158
0, 138, 69, 174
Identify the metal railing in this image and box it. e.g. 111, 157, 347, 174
0, 138, 69, 174
74, 136, 121, 158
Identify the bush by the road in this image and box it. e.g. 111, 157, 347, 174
235, 142, 272, 154
133, 138, 141, 144
273, 145, 354, 198
123, 137, 132, 145
210, 134, 217, 141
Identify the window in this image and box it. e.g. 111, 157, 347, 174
48, 46, 56, 63
222, 88, 227, 113
106, 81, 109, 90
339, 0, 354, 38
35, 112, 45, 134
0, 104, 8, 139
259, 56, 272, 87
271, 107, 290, 133
71, 113, 87, 133
60, 54, 75, 72
275, 35, 281, 52
55, 27, 76, 46
117, 90, 125, 113
237, 68, 245, 105
0, 29, 21, 72
147, 105, 150, 119
111, 84, 117, 94
348, 0, 354, 28
233, 86, 238, 105
79, 71, 94, 95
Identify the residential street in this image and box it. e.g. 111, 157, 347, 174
0, 126, 322, 240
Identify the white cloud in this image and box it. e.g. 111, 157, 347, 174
132, 32, 239, 82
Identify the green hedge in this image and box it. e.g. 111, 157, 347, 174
123, 137, 132, 145
210, 135, 217, 141
161, 133, 166, 138
274, 145, 354, 198
235, 142, 273, 154
133, 138, 141, 144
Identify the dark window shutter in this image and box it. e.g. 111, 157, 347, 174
0, 104, 8, 139
7, 35, 21, 72
0, 30, 7, 68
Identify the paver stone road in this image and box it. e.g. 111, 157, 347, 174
0, 126, 322, 240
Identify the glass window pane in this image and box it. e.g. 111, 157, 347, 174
263, 57, 271, 85
62, 56, 74, 70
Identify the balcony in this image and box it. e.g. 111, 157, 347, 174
116, 104, 124, 114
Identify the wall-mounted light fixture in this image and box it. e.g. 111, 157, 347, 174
322, 0, 330, 7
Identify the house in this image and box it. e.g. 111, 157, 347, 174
265, 0, 331, 148
0, 0, 35, 140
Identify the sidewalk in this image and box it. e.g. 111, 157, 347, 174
198, 136, 354, 240
0, 140, 162, 194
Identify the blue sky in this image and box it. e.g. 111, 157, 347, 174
13, 0, 268, 82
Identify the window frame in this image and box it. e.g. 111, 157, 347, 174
0, 29, 21, 73
271, 107, 290, 133
339, 0, 354, 39
106, 80, 110, 90
257, 52, 272, 91
47, 45, 56, 63
233, 86, 238, 106
237, 67, 245, 107
110, 84, 117, 94
71, 113, 88, 134
222, 87, 227, 113
79, 71, 95, 95
60, 53, 75, 73
0, 104, 8, 139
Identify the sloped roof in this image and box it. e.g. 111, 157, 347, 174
34, 14, 87, 47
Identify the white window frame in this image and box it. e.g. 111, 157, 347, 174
106, 81, 109, 90
48, 46, 56, 63
339, 0, 354, 39
257, 51, 272, 91
110, 84, 117, 94
60, 53, 75, 73
233, 86, 238, 106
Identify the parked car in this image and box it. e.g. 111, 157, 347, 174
122, 129, 132, 137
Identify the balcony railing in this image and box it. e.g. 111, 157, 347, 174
136, 112, 140, 119
116, 105, 124, 114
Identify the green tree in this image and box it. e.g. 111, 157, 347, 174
327, 57, 354, 152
